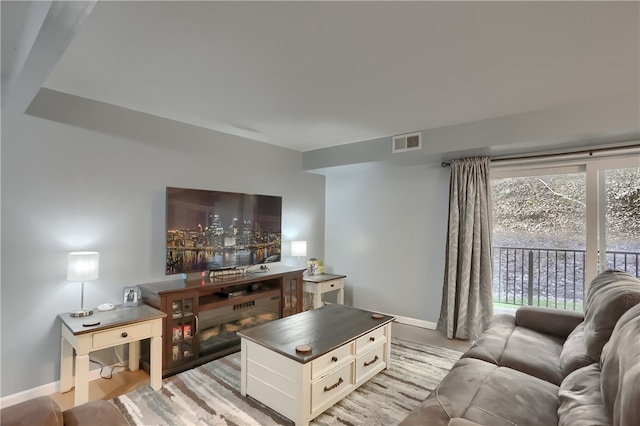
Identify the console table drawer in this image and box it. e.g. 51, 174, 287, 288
93, 322, 152, 349
356, 343, 386, 383
311, 361, 354, 414
311, 343, 353, 380
355, 325, 386, 354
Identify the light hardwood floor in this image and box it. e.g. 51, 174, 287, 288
49, 368, 150, 412
393, 322, 472, 352
49, 322, 470, 411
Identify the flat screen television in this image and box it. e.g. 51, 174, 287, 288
165, 187, 282, 275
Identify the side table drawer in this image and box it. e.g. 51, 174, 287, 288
355, 325, 387, 354
311, 361, 354, 414
355, 343, 386, 383
320, 279, 344, 293
93, 322, 152, 350
311, 343, 353, 380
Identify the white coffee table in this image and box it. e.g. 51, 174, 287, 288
238, 304, 394, 426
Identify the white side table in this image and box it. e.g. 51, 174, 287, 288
302, 274, 346, 309
58, 304, 166, 406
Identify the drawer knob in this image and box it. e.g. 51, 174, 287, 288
121, 332, 128, 338
324, 377, 344, 392
330, 284, 334, 287
370, 337, 375, 342
331, 356, 338, 362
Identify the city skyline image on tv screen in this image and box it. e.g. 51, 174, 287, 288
165, 187, 282, 275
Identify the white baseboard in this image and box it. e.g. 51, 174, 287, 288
0, 363, 126, 408
393, 315, 437, 330
377, 312, 437, 330
353, 306, 438, 330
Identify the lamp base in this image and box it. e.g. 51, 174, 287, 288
70, 309, 93, 317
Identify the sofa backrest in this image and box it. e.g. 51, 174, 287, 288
600, 303, 640, 426
583, 270, 640, 361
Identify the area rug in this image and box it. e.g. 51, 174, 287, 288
113, 338, 462, 425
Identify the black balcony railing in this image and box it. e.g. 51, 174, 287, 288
492, 247, 640, 311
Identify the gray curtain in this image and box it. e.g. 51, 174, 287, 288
437, 157, 494, 341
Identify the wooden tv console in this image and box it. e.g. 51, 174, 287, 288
138, 265, 304, 377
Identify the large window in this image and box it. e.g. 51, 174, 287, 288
491, 154, 639, 311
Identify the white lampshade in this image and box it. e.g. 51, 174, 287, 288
291, 241, 307, 257
67, 252, 99, 282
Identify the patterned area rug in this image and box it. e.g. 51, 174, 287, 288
113, 338, 462, 425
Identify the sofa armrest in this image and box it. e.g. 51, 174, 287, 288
515, 306, 584, 338
63, 400, 128, 426
0, 396, 63, 426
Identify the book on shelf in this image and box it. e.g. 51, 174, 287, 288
172, 326, 183, 341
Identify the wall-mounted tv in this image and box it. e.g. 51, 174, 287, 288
165, 187, 282, 275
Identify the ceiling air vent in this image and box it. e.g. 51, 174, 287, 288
392, 132, 422, 153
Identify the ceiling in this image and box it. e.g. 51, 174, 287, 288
3, 1, 639, 152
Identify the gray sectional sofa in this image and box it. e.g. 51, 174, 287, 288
0, 396, 127, 426
400, 270, 640, 426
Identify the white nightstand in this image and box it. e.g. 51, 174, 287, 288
58, 304, 166, 406
302, 273, 346, 309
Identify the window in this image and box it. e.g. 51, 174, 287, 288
491, 154, 639, 311
597, 167, 640, 276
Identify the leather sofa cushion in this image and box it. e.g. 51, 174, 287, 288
583, 271, 640, 361
559, 322, 594, 377
499, 327, 564, 385
0, 396, 127, 426
585, 269, 631, 307
63, 400, 128, 426
0, 396, 63, 426
557, 364, 608, 426
463, 314, 565, 385
600, 303, 640, 426
397, 395, 457, 426
449, 419, 483, 426
399, 358, 559, 426
462, 314, 515, 365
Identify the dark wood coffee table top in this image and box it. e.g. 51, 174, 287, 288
237, 304, 394, 363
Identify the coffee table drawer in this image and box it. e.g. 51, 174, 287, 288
311, 343, 353, 379
355, 325, 387, 354
356, 343, 386, 383
93, 322, 152, 350
311, 361, 354, 413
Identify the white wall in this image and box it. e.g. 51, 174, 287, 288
325, 162, 450, 325
319, 93, 639, 329
0, 108, 325, 397
304, 93, 640, 171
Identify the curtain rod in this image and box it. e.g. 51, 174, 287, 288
440, 143, 640, 168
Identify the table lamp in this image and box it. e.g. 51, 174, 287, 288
67, 251, 99, 317
291, 240, 307, 267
